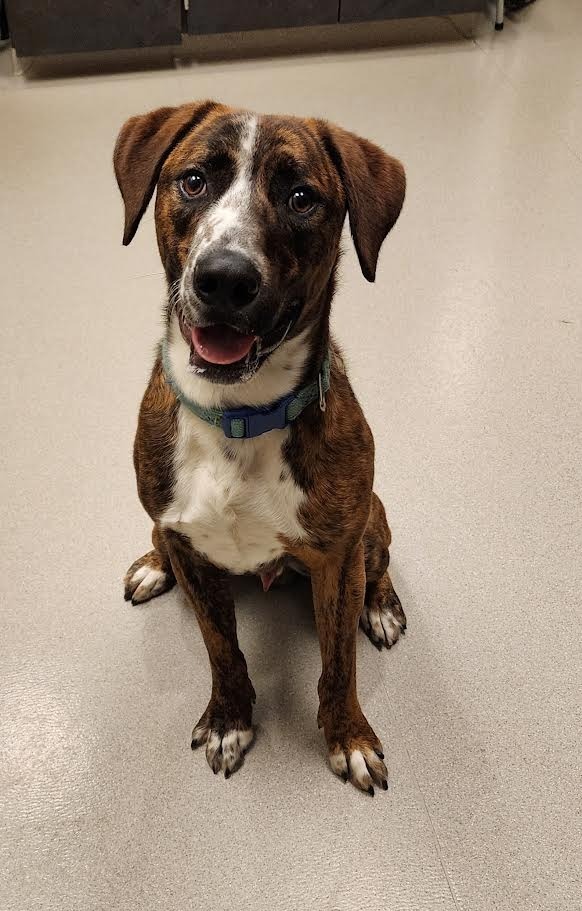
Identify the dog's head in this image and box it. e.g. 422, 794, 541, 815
114, 101, 405, 387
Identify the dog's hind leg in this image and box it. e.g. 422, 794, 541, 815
361, 493, 406, 650
124, 523, 176, 605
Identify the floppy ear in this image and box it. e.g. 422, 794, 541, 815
113, 100, 221, 246
321, 124, 406, 282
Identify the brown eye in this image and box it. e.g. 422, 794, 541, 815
289, 187, 316, 215
180, 172, 206, 199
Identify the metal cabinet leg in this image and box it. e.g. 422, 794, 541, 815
10, 47, 23, 76
495, 0, 505, 30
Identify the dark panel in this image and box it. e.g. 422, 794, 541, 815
187, 0, 338, 35
0, 0, 9, 41
6, 0, 181, 56
340, 0, 483, 22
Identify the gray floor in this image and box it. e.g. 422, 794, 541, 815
1, 3, 581, 910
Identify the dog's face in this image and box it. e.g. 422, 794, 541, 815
114, 101, 405, 384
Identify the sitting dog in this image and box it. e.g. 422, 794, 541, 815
115, 101, 406, 794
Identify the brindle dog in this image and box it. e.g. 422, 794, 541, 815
115, 101, 406, 794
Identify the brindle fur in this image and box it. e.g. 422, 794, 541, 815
114, 101, 407, 792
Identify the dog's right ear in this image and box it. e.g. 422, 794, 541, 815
113, 100, 221, 246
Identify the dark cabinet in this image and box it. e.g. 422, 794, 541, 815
5, 0, 181, 56
186, 1, 338, 35
6, 0, 486, 57
339, 0, 483, 22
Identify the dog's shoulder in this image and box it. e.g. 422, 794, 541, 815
285, 345, 375, 552
134, 354, 179, 521
287, 344, 374, 481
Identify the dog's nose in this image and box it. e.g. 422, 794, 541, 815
194, 251, 261, 309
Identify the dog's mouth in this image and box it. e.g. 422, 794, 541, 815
178, 304, 300, 384
179, 318, 261, 383
190, 324, 258, 366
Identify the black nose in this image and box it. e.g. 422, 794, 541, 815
194, 250, 261, 309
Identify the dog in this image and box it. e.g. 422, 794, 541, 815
115, 101, 406, 794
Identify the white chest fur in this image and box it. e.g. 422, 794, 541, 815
161, 406, 306, 575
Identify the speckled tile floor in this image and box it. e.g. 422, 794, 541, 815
1, 3, 581, 909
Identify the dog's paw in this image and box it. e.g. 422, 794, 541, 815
124, 551, 175, 605
191, 718, 254, 779
329, 740, 388, 795
361, 576, 406, 650
360, 601, 405, 649
321, 707, 388, 795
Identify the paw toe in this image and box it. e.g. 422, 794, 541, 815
206, 731, 224, 774
191, 721, 210, 750
329, 749, 349, 780
221, 728, 254, 775
349, 749, 374, 790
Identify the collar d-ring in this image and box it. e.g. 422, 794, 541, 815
318, 372, 327, 412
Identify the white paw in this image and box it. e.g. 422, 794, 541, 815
124, 557, 174, 605
329, 745, 388, 795
191, 723, 254, 778
131, 567, 168, 603
360, 602, 404, 649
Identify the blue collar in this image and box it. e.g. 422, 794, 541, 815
161, 340, 330, 440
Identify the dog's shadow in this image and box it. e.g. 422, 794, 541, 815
147, 570, 323, 753
232, 574, 323, 751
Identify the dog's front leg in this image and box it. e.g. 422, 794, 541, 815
311, 542, 388, 794
165, 530, 256, 778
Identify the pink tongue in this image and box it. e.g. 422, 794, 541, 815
191, 325, 256, 365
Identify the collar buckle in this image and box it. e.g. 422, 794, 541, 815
222, 393, 295, 439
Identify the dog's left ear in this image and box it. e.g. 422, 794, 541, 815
321, 123, 406, 282
113, 100, 221, 246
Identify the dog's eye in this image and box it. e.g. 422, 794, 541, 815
288, 187, 316, 215
179, 172, 207, 199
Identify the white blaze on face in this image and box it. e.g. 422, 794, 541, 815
184, 114, 263, 291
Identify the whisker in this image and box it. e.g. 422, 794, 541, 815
167, 279, 182, 316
